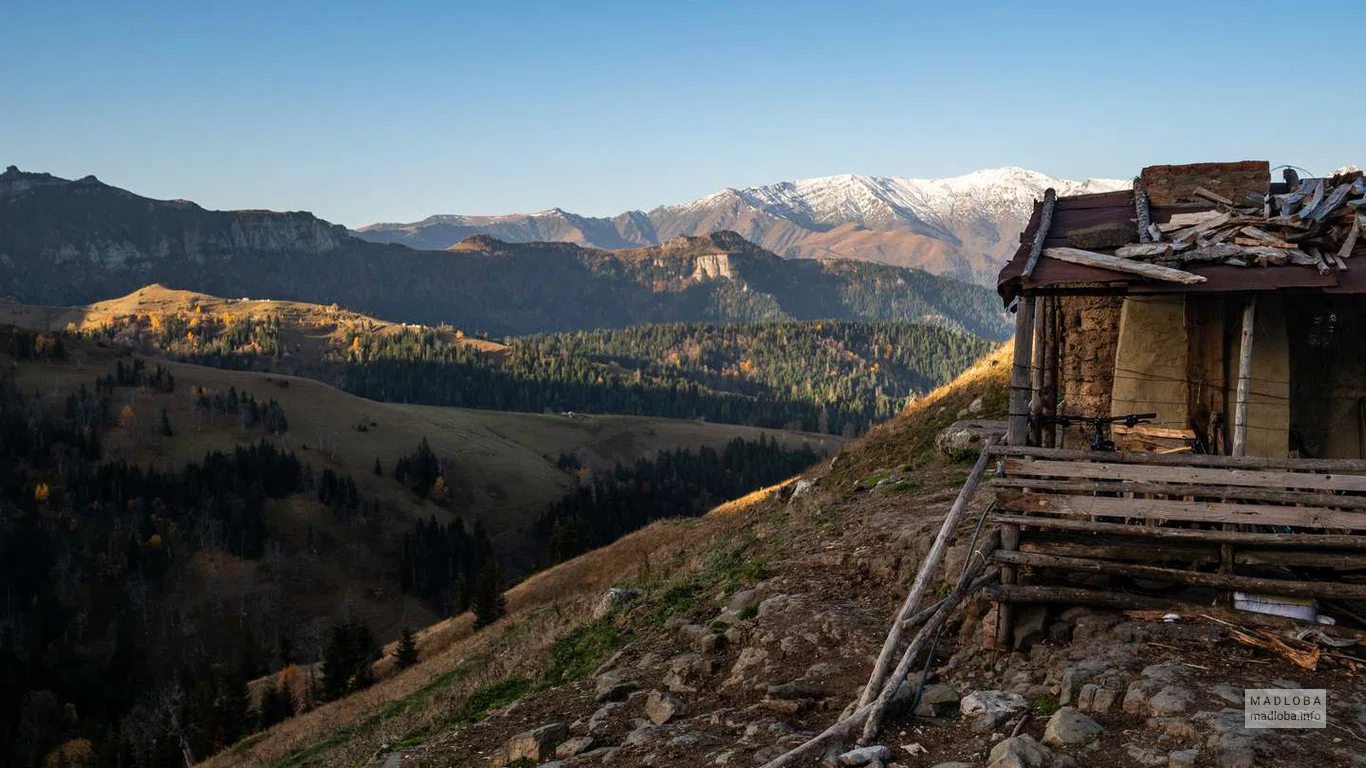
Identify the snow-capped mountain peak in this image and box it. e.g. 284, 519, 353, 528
354, 168, 1131, 287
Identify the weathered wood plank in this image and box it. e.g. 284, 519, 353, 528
992, 549, 1366, 599
984, 585, 1366, 642
1116, 243, 1174, 259
995, 491, 1366, 530
991, 513, 1366, 547
1001, 458, 1366, 492
989, 477, 1366, 509
1042, 247, 1206, 284
987, 445, 1366, 472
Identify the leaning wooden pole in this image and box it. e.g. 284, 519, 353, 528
1231, 297, 1257, 458
855, 441, 996, 708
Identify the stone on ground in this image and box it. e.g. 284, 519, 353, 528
1042, 706, 1104, 747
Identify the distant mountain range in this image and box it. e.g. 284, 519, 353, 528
355, 168, 1130, 286
0, 166, 1010, 338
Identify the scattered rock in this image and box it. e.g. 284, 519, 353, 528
695, 632, 727, 654
791, 478, 818, 500
1209, 684, 1244, 706
1147, 685, 1195, 715
591, 588, 640, 619
501, 722, 567, 764
1076, 683, 1121, 714
961, 690, 1028, 732
594, 667, 638, 702
555, 736, 595, 758
767, 681, 826, 700
1042, 706, 1103, 748
1124, 744, 1168, 767
1167, 749, 1198, 768
645, 690, 686, 725
988, 735, 1053, 768
936, 419, 1008, 456
913, 683, 961, 718
838, 745, 891, 766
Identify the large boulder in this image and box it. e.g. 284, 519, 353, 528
936, 420, 1007, 457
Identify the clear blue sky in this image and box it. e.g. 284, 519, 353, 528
5, 1, 1363, 226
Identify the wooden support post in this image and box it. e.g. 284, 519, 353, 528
1043, 297, 1059, 448
1008, 295, 1036, 447
1232, 297, 1257, 458
994, 522, 1020, 649
1029, 298, 1046, 447
1226, 297, 1257, 580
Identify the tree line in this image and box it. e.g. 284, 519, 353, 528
91, 314, 992, 436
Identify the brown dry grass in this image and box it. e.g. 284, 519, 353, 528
208, 343, 1015, 768
208, 483, 788, 768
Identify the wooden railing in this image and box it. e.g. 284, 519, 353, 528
982, 445, 1366, 645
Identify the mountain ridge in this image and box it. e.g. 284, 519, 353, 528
0, 167, 1010, 338
354, 167, 1131, 285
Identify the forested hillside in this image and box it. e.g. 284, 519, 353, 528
70, 301, 993, 436
0, 327, 828, 767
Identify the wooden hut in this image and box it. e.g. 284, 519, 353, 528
984, 161, 1366, 645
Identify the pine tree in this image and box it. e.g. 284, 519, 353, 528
471, 559, 506, 629
394, 627, 419, 670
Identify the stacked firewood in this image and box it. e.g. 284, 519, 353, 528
1123, 169, 1366, 273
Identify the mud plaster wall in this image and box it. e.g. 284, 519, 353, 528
1057, 295, 1123, 448
1110, 296, 1190, 432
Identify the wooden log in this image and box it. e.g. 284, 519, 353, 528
994, 491, 1366, 531
1340, 216, 1361, 262
1116, 243, 1175, 259
1007, 296, 1036, 447
1134, 179, 1152, 243
1159, 211, 1226, 232
1020, 536, 1219, 564
900, 570, 1000, 630
992, 549, 1366, 599
1021, 189, 1057, 279
1042, 247, 1207, 285
1000, 457, 1366, 493
989, 477, 1366, 510
859, 545, 996, 745
987, 444, 1366, 472
855, 441, 995, 708
983, 585, 1366, 643
990, 513, 1366, 548
1171, 212, 1234, 244
1233, 298, 1256, 458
